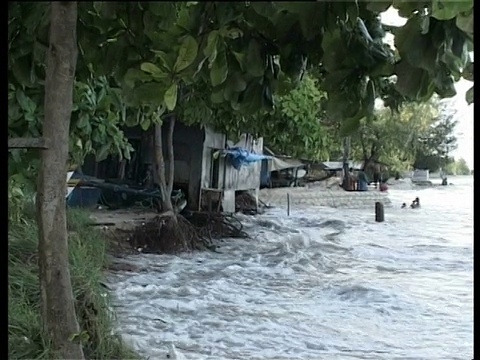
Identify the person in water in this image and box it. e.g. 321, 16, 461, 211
401, 203, 407, 208
410, 197, 420, 209
379, 181, 388, 192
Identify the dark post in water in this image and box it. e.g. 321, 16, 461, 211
375, 202, 384, 222
287, 193, 290, 216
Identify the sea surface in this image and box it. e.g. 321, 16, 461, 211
108, 176, 473, 360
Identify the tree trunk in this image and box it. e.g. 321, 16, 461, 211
36, 2, 85, 359
166, 116, 176, 196
359, 130, 369, 169
154, 118, 174, 213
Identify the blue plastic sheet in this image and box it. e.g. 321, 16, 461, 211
222, 147, 271, 170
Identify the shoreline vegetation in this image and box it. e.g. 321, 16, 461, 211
8, 205, 140, 360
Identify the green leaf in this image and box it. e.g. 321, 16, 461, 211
392, 0, 429, 18
77, 113, 90, 129
321, 29, 349, 72
232, 51, 246, 72
140, 62, 163, 75
219, 27, 243, 39
124, 68, 154, 88
96, 144, 111, 162
85, 140, 92, 152
394, 17, 436, 70
204, 30, 219, 63
431, 0, 473, 20
164, 83, 178, 111
210, 43, 228, 86
210, 88, 224, 104
395, 60, 435, 100
462, 62, 473, 81
238, 81, 264, 115
8, 105, 22, 123
465, 86, 473, 105
246, 39, 264, 77
125, 113, 139, 127
140, 116, 151, 131
11, 56, 34, 87
148, 2, 177, 28
456, 9, 473, 35
419, 15, 430, 35
151, 50, 174, 72
340, 116, 363, 136
193, 56, 208, 78
15, 90, 36, 113
174, 35, 198, 73
132, 82, 166, 105
226, 72, 247, 92
365, 80, 376, 116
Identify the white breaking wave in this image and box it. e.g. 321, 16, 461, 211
107, 176, 473, 360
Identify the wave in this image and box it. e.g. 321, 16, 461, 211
108, 181, 473, 360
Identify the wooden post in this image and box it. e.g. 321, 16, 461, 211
8, 137, 49, 149
342, 136, 351, 189
287, 193, 290, 216
375, 201, 384, 222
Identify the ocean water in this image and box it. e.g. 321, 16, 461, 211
108, 176, 473, 360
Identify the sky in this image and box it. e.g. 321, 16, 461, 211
380, 7, 474, 169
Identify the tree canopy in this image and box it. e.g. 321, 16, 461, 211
347, 96, 458, 173
445, 157, 471, 175
413, 101, 458, 172
9, 1, 474, 124
8, 1, 474, 181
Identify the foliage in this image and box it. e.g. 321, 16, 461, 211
8, 207, 139, 360
444, 157, 470, 175
8, 2, 135, 192
256, 75, 337, 160
8, 176, 32, 225
347, 97, 452, 173
8, 1, 474, 199
8, 1, 474, 175
413, 102, 458, 172
455, 158, 471, 175
74, 1, 474, 128
70, 77, 134, 165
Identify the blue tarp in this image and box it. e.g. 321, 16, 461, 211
222, 147, 271, 170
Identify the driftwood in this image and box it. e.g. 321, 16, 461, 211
8, 137, 49, 149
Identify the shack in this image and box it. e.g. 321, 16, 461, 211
319, 161, 364, 176
260, 147, 307, 188
80, 120, 265, 214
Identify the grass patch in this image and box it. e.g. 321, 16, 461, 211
8, 207, 141, 360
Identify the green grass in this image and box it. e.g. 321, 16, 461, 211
8, 207, 141, 360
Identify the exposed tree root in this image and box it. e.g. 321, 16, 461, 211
129, 211, 248, 254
